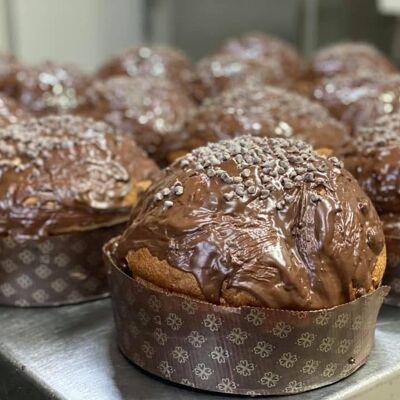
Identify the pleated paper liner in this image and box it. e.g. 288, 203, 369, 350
0, 224, 123, 307
104, 238, 389, 396
383, 234, 400, 307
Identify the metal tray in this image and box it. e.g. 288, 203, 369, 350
1, 300, 399, 400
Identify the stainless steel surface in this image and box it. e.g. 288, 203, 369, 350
0, 301, 399, 400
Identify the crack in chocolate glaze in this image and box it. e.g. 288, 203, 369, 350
115, 135, 384, 310
0, 115, 158, 240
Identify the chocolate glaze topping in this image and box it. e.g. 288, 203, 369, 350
182, 85, 349, 153
96, 45, 199, 100
115, 135, 384, 309
310, 42, 396, 80
0, 95, 30, 127
341, 113, 400, 215
313, 72, 400, 129
84, 76, 196, 165
12, 61, 91, 115
0, 115, 158, 240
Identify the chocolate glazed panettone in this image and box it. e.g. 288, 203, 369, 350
0, 115, 158, 239
195, 54, 293, 99
216, 32, 305, 81
169, 85, 350, 163
96, 45, 200, 101
341, 113, 400, 305
309, 42, 396, 81
113, 136, 385, 310
10, 61, 92, 116
83, 75, 196, 166
312, 72, 400, 130
0, 115, 158, 306
195, 32, 305, 100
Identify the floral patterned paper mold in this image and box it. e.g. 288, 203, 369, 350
0, 225, 122, 307
105, 239, 389, 396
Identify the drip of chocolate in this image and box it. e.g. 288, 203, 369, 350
115, 135, 384, 310
0, 115, 158, 240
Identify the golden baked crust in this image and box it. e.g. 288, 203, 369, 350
127, 245, 386, 308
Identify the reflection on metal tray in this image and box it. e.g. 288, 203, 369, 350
0, 300, 400, 400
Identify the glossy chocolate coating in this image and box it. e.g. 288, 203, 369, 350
310, 42, 396, 80
341, 113, 400, 215
84, 76, 196, 166
0, 115, 158, 240
12, 61, 91, 115
96, 45, 199, 100
0, 95, 30, 127
181, 85, 349, 153
115, 136, 384, 310
312, 72, 400, 129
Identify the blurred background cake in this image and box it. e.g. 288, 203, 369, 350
7, 61, 92, 116
96, 45, 200, 101
195, 32, 305, 100
312, 71, 400, 131
169, 85, 349, 162
83, 75, 196, 166
308, 42, 396, 81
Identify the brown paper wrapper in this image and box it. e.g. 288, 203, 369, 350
383, 234, 400, 307
105, 241, 389, 396
0, 225, 123, 307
